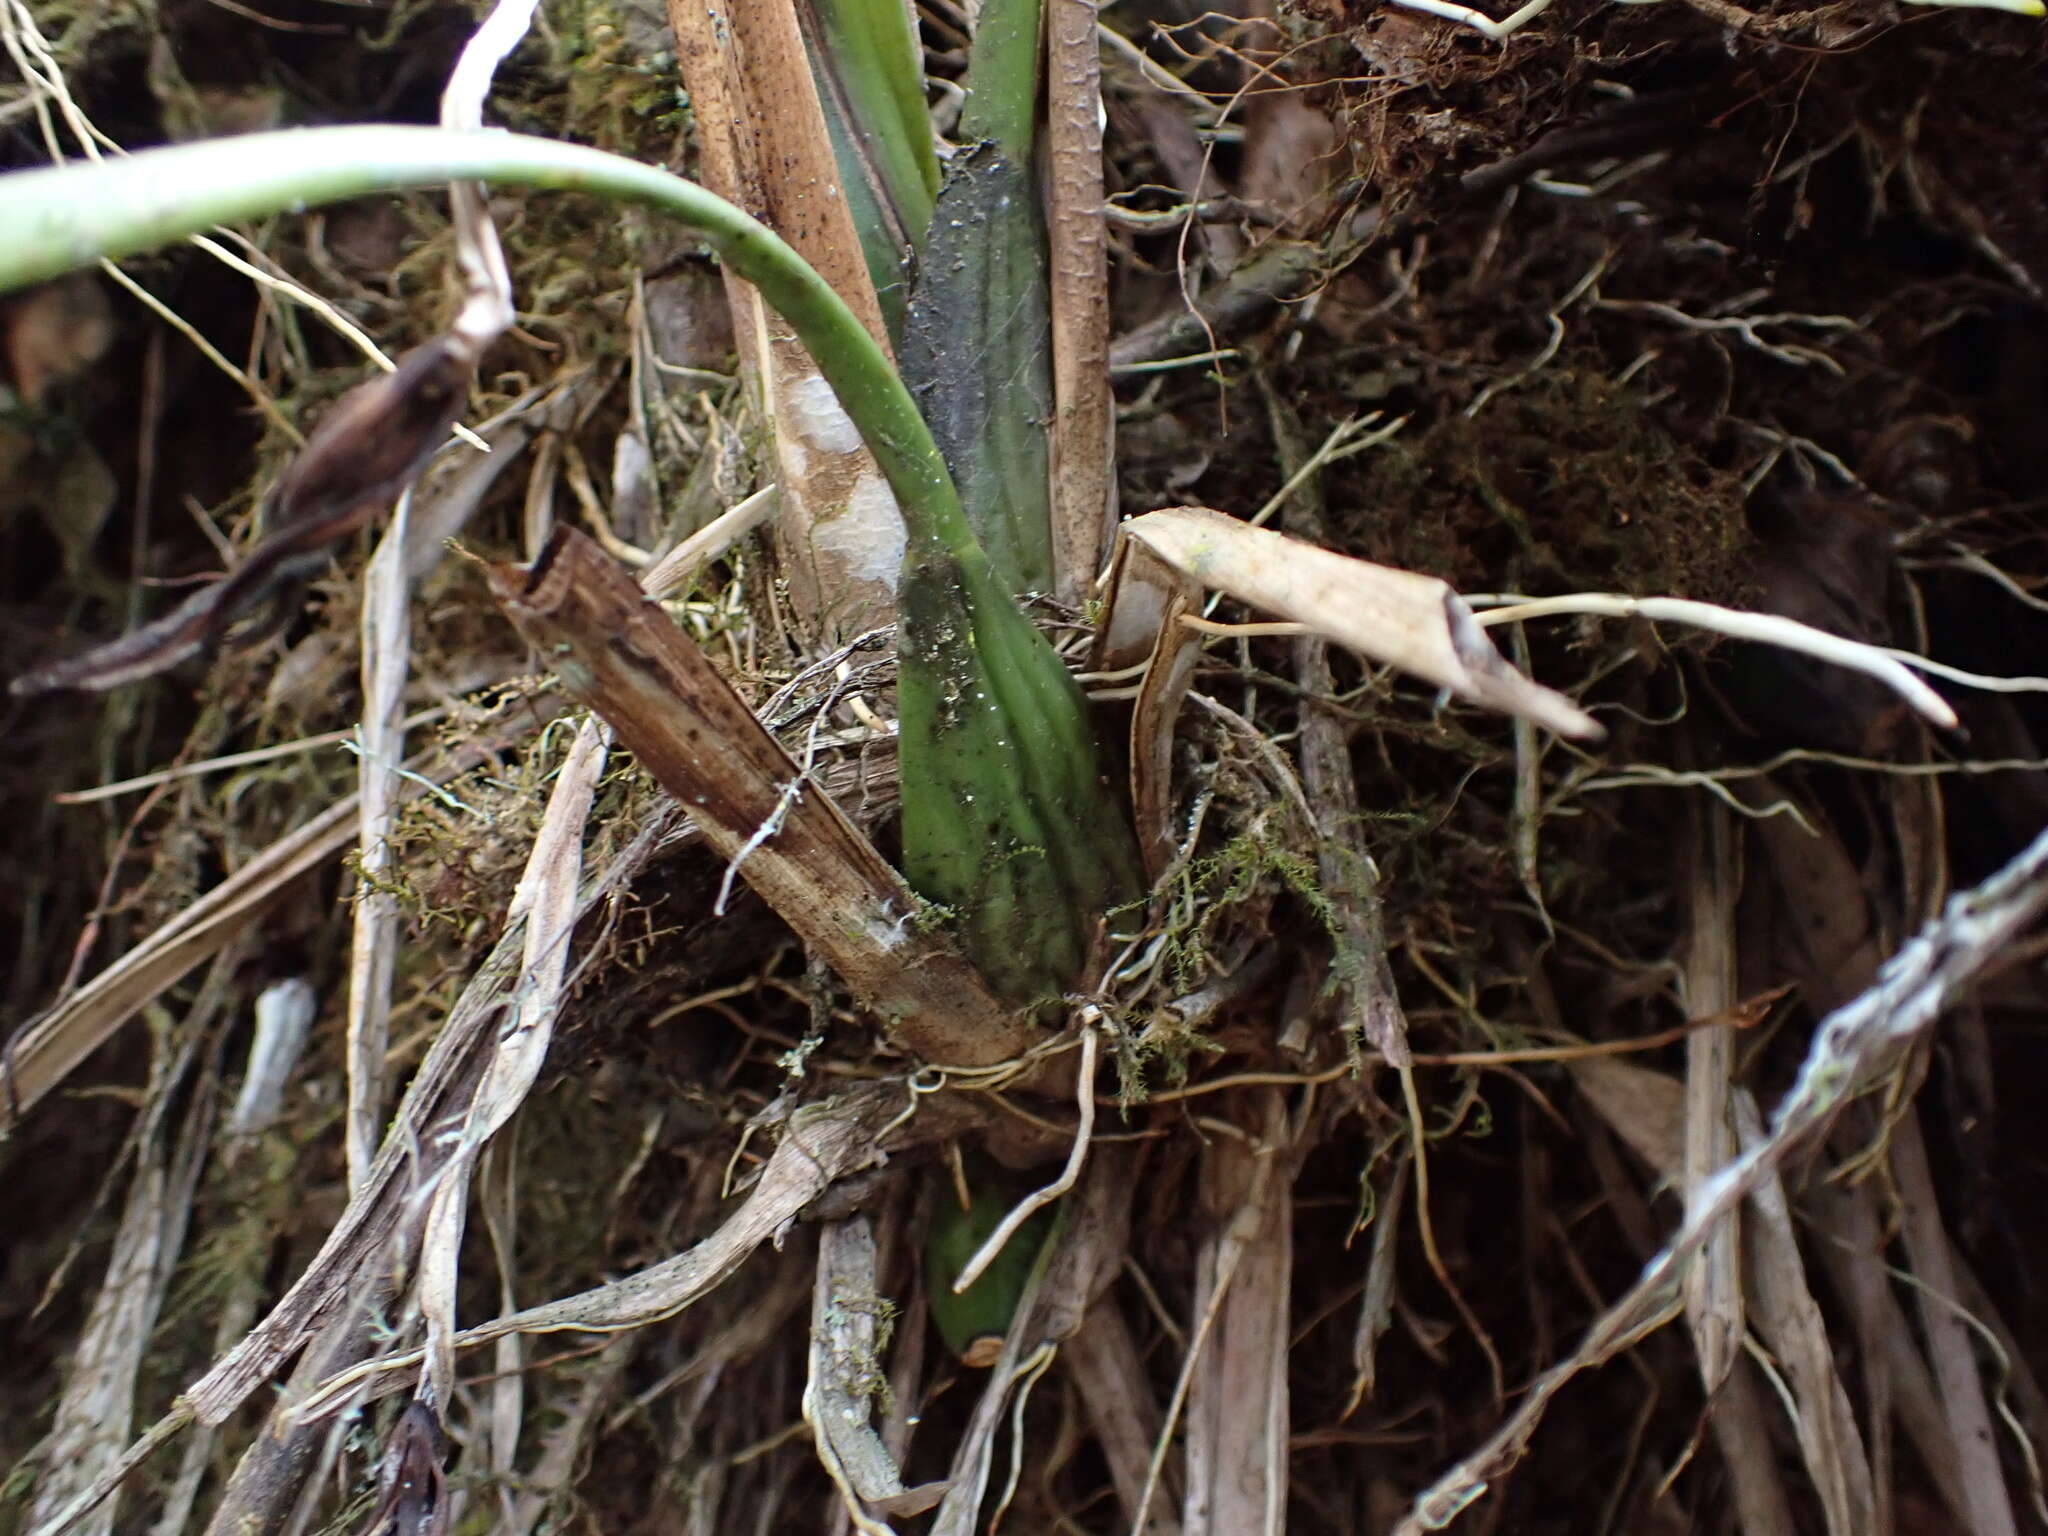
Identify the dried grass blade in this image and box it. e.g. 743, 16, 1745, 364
1805, 1173, 1973, 1530
929, 1254, 1059, 1535
175, 810, 671, 1430
1576, 1045, 1887, 1534
415, 717, 609, 1410
1121, 506, 1602, 740
295, 1079, 973, 1419
1133, 1096, 1283, 1536
1890, 1111, 2022, 1536
1731, 1091, 1877, 1536
343, 493, 413, 1191
3, 711, 559, 1135
1681, 805, 1743, 1396
502, 1335, 639, 1536
1182, 1091, 1292, 1536
4, 796, 356, 1133
148, 980, 320, 1536
28, 1008, 214, 1536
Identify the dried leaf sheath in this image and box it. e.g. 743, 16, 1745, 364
488, 526, 1034, 1068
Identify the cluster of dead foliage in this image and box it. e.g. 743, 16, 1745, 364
4, 1, 2048, 1534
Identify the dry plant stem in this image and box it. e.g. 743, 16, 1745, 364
1260, 380, 1410, 1062
1925, 1245, 2048, 1516
53, 711, 449, 804
1569, 1053, 1863, 1536
931, 1259, 1060, 1535
489, 526, 1035, 1067
1890, 1109, 2020, 1536
1706, 1362, 1802, 1536
1559, 958, 1871, 1536
1396, 816, 2048, 1533
3, 800, 353, 1130
151, 986, 320, 1536
1045, 0, 1115, 601
1133, 1100, 1280, 1536
666, 0, 904, 635
1730, 1091, 1876, 1536
640, 484, 780, 600
1346, 1146, 1410, 1413
1181, 1089, 1292, 1536
29, 980, 219, 1536
344, 495, 413, 1191
1070, 1302, 1185, 1536
1681, 803, 1743, 1397
198, 1237, 427, 1536
503, 1334, 639, 1536
169, 812, 673, 1427
1805, 1172, 1973, 1528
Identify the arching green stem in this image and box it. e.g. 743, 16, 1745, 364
0, 124, 977, 565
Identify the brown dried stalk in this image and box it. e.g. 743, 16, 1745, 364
487, 525, 1036, 1069
666, 0, 903, 636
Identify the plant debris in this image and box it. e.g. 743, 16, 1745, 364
6, 1, 2048, 1533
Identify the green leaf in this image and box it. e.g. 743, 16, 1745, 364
800, 0, 940, 343
901, 146, 1056, 594
898, 539, 1139, 1009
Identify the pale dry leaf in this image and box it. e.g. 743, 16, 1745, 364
416, 717, 609, 1409
1119, 507, 1602, 739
